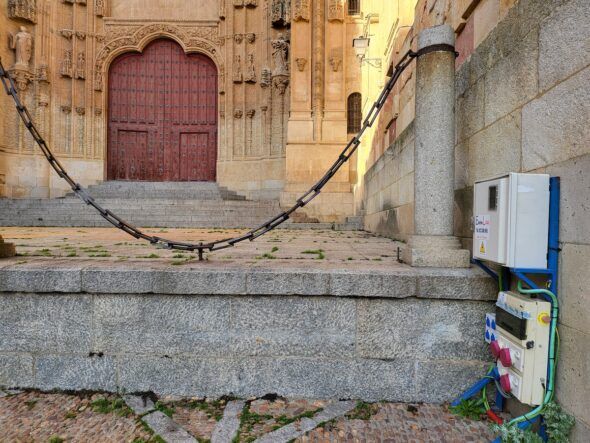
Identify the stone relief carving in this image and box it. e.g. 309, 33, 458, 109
245, 0, 257, 6
271, 34, 289, 76
233, 0, 243, 7
59, 29, 74, 39
8, 26, 33, 70
60, 49, 73, 78
8, 0, 37, 23
295, 57, 307, 72
60, 105, 71, 114
328, 0, 344, 22
245, 33, 256, 44
75, 31, 87, 40
271, 0, 290, 28
292, 0, 310, 22
94, 64, 103, 91
94, 0, 106, 17
219, 0, 226, 19
94, 108, 102, 116
246, 109, 256, 118
245, 53, 256, 83
233, 109, 243, 119
36, 64, 49, 82
76, 52, 86, 79
234, 34, 243, 44
273, 75, 289, 95
329, 49, 342, 72
260, 67, 271, 87
75, 107, 85, 116
233, 55, 243, 83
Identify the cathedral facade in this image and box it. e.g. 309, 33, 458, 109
0, 0, 365, 221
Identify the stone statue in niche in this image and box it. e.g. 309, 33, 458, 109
233, 55, 243, 83
328, 0, 344, 22
76, 52, 85, 79
60, 49, 73, 77
271, 0, 290, 28
8, 0, 37, 23
94, 0, 106, 16
292, 0, 310, 22
245, 53, 256, 83
271, 34, 289, 76
9, 26, 33, 70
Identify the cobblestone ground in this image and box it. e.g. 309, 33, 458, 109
0, 391, 502, 443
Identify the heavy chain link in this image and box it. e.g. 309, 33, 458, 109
0, 47, 446, 259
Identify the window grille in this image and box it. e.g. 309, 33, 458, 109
348, 0, 361, 15
347, 93, 362, 134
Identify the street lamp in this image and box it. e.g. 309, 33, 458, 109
353, 36, 370, 60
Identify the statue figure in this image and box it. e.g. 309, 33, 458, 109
271, 34, 289, 76
60, 49, 73, 77
233, 54, 243, 83
76, 52, 86, 79
9, 26, 33, 70
94, 0, 106, 17
245, 53, 256, 83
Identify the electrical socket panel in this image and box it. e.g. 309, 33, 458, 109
473, 173, 550, 268
492, 291, 551, 406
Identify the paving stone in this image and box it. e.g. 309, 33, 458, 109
142, 411, 197, 442
0, 294, 92, 353
124, 394, 156, 416
246, 269, 329, 296
153, 269, 247, 294
417, 268, 497, 300
35, 355, 117, 392
81, 268, 157, 293
211, 400, 245, 443
0, 265, 82, 292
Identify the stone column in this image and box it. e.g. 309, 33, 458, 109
0, 235, 16, 258
402, 25, 470, 268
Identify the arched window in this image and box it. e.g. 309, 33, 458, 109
347, 93, 362, 134
348, 0, 361, 15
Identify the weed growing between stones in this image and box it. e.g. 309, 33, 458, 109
179, 398, 227, 421
302, 249, 325, 259
90, 396, 132, 417
346, 401, 380, 420
137, 253, 160, 259
48, 436, 64, 443
154, 401, 175, 417
449, 397, 486, 420
24, 399, 37, 410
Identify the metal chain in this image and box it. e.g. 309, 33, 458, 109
0, 46, 446, 259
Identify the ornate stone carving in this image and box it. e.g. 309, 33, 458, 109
95, 34, 106, 43
75, 31, 87, 40
94, 0, 106, 16
36, 64, 49, 82
234, 34, 243, 44
245, 0, 257, 7
94, 108, 102, 116
328, 0, 344, 22
59, 29, 74, 39
233, 0, 243, 7
60, 49, 73, 77
329, 49, 342, 72
233, 109, 243, 119
246, 109, 256, 118
295, 57, 307, 72
75, 107, 85, 116
76, 52, 86, 79
94, 63, 103, 91
8, 69, 32, 91
260, 68, 271, 87
245, 33, 256, 44
233, 55, 243, 83
292, 0, 310, 22
60, 105, 72, 114
271, 0, 290, 28
245, 53, 256, 83
272, 75, 289, 95
271, 34, 289, 76
8, 26, 33, 70
8, 0, 36, 23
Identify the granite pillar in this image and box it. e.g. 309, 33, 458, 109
402, 25, 470, 268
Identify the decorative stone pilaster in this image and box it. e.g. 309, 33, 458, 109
0, 235, 16, 258
402, 25, 470, 268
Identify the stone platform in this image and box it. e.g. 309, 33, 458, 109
0, 228, 496, 402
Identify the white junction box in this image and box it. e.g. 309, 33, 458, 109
494, 291, 551, 406
473, 173, 550, 268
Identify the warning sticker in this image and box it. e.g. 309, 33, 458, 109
475, 215, 491, 240
479, 240, 487, 256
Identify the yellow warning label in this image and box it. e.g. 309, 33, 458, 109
479, 240, 487, 255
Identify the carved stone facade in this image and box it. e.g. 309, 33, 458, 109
0, 0, 362, 221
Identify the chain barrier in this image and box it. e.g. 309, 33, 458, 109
0, 45, 453, 259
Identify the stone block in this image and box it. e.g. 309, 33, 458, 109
246, 269, 329, 295
559, 243, 590, 335
402, 237, 471, 268
229, 296, 356, 357
522, 66, 590, 171
546, 155, 590, 245
0, 236, 16, 258
93, 294, 231, 356
474, 0, 500, 48
468, 111, 521, 185
484, 30, 538, 125
456, 80, 485, 144
357, 298, 490, 361
81, 268, 156, 293
417, 269, 497, 301
0, 265, 82, 292
538, 0, 590, 91
555, 324, 590, 427
142, 411, 196, 443
35, 355, 117, 392
153, 269, 247, 295
454, 186, 473, 238
414, 360, 488, 403
330, 271, 414, 298
0, 354, 34, 388
0, 294, 92, 353
570, 418, 590, 443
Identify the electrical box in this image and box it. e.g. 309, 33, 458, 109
490, 291, 551, 406
473, 173, 550, 269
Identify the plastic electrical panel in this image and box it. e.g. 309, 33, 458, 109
473, 173, 550, 268
490, 291, 551, 406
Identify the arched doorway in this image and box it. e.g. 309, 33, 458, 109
107, 39, 218, 181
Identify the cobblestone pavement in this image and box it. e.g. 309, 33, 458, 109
0, 391, 502, 443
0, 227, 403, 268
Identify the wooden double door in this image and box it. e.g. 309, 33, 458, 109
107, 39, 218, 182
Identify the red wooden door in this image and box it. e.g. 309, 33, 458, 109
107, 39, 218, 181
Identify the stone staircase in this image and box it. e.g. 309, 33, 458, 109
0, 181, 363, 230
